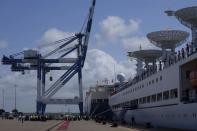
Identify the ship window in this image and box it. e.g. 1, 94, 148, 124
130, 100, 133, 105
149, 81, 151, 85
147, 96, 151, 103
126, 101, 129, 107
186, 70, 190, 79
143, 97, 146, 103
104, 99, 108, 102
152, 80, 154, 84
142, 84, 144, 88
163, 91, 170, 100
139, 98, 143, 104
151, 94, 156, 102
157, 93, 162, 101
160, 76, 162, 81
92, 99, 96, 103
170, 89, 178, 98
156, 78, 158, 82
130, 100, 133, 106
135, 99, 138, 105
193, 113, 196, 118
183, 114, 188, 118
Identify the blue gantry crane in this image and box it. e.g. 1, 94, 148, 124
1, 0, 96, 115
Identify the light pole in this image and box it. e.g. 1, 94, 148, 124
114, 63, 116, 83
14, 85, 17, 110
2, 89, 4, 109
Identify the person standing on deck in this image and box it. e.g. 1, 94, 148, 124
131, 116, 135, 127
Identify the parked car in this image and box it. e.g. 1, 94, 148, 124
8, 114, 14, 120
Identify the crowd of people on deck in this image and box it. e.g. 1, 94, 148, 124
118, 43, 197, 91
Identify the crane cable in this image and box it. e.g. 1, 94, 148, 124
80, 13, 88, 34
37, 35, 76, 49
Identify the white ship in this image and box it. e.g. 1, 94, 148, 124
84, 84, 114, 120
109, 6, 197, 130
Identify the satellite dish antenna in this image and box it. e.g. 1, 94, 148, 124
117, 73, 126, 83
165, 10, 175, 16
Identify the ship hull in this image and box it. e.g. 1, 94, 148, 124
113, 102, 197, 130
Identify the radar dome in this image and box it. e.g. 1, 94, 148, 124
117, 73, 126, 83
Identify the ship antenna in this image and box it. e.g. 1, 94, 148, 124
139, 45, 142, 50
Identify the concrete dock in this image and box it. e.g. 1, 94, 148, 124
0, 119, 192, 131
51, 120, 190, 131
0, 119, 62, 131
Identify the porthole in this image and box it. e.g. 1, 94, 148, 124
156, 78, 158, 82
160, 76, 162, 81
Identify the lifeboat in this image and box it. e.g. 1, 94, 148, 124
189, 70, 197, 87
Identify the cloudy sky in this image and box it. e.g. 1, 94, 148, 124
0, 0, 196, 113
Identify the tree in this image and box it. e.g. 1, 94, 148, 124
0, 109, 5, 115
12, 109, 18, 114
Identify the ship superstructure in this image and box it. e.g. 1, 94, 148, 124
84, 84, 116, 120
109, 6, 197, 130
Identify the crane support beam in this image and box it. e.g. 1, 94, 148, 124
2, 56, 23, 64
42, 98, 81, 105
11, 66, 72, 71
44, 63, 78, 96
45, 67, 79, 99
2, 57, 77, 65
41, 58, 77, 63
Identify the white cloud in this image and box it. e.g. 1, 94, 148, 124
83, 49, 136, 87
95, 16, 141, 44
95, 16, 159, 52
122, 36, 159, 52
0, 48, 136, 112
0, 40, 8, 48
0, 27, 137, 112
40, 28, 74, 44
0, 16, 162, 112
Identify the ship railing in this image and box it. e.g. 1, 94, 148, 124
111, 42, 197, 95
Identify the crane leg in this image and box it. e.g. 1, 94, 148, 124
36, 102, 46, 115
79, 102, 83, 116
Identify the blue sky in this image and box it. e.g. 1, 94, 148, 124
0, 0, 196, 59
0, 0, 196, 112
